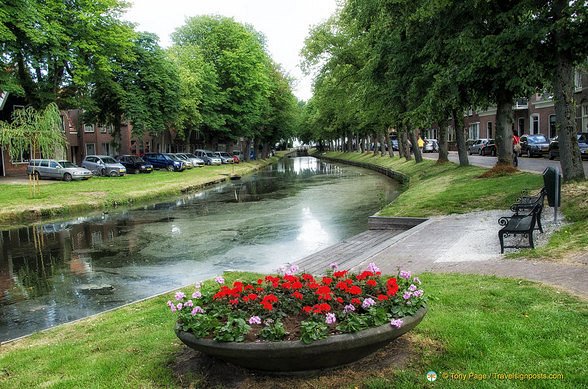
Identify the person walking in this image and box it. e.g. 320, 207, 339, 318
512, 131, 521, 167
417, 136, 424, 154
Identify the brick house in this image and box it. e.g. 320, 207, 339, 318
420, 70, 588, 144
0, 94, 154, 177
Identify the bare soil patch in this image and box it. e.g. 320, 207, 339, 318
170, 332, 434, 388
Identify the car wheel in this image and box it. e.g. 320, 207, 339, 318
63, 173, 72, 182
109, 170, 118, 177
167, 164, 175, 172
34, 171, 41, 179
101, 168, 107, 177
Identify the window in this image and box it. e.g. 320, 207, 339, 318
549, 115, 557, 138
84, 123, 94, 133
101, 142, 111, 156
531, 115, 539, 135
582, 104, 588, 133
85, 143, 96, 156
11, 147, 31, 163
99, 124, 106, 133
518, 118, 525, 136
468, 123, 480, 139
487, 122, 493, 139
574, 70, 583, 92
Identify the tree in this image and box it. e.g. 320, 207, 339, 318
0, 103, 67, 196
0, 0, 135, 109
172, 16, 272, 156
84, 32, 182, 147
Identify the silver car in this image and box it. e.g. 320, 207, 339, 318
82, 155, 126, 177
468, 139, 490, 155
194, 149, 222, 165
177, 153, 205, 167
214, 151, 234, 164
27, 159, 92, 181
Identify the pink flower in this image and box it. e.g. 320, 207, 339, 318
191, 306, 204, 315
329, 262, 339, 270
325, 313, 336, 324
362, 298, 376, 308
175, 291, 186, 300
390, 319, 402, 328
249, 316, 262, 325
367, 263, 380, 273
215, 276, 225, 284
192, 291, 202, 299
403, 291, 412, 300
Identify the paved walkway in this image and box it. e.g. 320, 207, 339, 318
295, 208, 587, 298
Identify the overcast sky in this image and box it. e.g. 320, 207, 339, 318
123, 0, 339, 101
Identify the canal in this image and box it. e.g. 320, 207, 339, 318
0, 156, 400, 342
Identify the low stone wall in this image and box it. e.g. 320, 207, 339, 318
313, 154, 409, 184
368, 216, 427, 230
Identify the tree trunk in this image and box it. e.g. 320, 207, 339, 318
552, 13, 585, 181
262, 141, 270, 159
409, 127, 423, 163
452, 109, 469, 166
385, 130, 394, 158
244, 138, 252, 162
437, 120, 449, 163
495, 99, 513, 166
400, 131, 412, 160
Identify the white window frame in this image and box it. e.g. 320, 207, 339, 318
101, 142, 112, 156
84, 123, 94, 133
530, 115, 540, 135
468, 122, 480, 139
85, 143, 96, 156
549, 114, 557, 138
582, 104, 588, 133
574, 70, 583, 92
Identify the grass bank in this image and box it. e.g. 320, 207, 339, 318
0, 155, 282, 229
318, 151, 587, 261
0, 272, 585, 388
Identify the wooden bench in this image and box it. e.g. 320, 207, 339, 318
498, 189, 545, 253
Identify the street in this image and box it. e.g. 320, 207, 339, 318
422, 152, 588, 176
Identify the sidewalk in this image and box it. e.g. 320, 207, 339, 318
296, 208, 587, 298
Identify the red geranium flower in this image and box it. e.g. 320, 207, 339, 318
292, 281, 303, 289
333, 270, 348, 278
319, 303, 331, 312
378, 295, 388, 301
348, 285, 362, 295
292, 292, 303, 299
351, 298, 361, 305
366, 280, 377, 287
322, 277, 333, 285
303, 306, 312, 313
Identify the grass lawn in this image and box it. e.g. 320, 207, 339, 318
319, 152, 587, 262
0, 155, 281, 228
0, 272, 585, 388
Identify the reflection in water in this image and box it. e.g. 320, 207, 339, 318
0, 157, 399, 341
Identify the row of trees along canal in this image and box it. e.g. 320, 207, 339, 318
298, 0, 587, 182
0, 2, 300, 184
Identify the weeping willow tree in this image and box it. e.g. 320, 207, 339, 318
0, 103, 68, 197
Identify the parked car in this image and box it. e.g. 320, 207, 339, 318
520, 134, 550, 157
116, 155, 153, 174
176, 153, 205, 167
390, 139, 399, 151
173, 153, 194, 169
82, 155, 126, 177
423, 139, 438, 153
27, 159, 92, 181
468, 139, 490, 155
548, 132, 588, 160
214, 151, 234, 164
480, 139, 496, 156
142, 152, 186, 171
194, 149, 222, 165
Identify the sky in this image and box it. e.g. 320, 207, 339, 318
123, 0, 339, 101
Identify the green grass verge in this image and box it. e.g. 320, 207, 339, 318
320, 151, 587, 261
0, 155, 282, 228
319, 151, 543, 217
0, 272, 585, 388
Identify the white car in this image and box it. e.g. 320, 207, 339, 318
27, 159, 92, 181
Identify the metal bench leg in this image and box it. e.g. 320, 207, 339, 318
499, 231, 505, 254
528, 231, 534, 249
536, 212, 544, 233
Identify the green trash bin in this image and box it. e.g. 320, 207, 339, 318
542, 167, 561, 207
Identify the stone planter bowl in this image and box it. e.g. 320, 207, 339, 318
175, 305, 427, 373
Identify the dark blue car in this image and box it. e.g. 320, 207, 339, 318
142, 153, 186, 172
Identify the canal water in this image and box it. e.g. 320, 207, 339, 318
0, 156, 400, 342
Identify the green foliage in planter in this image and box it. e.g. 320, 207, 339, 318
215, 317, 250, 342
258, 319, 288, 342
300, 318, 329, 344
